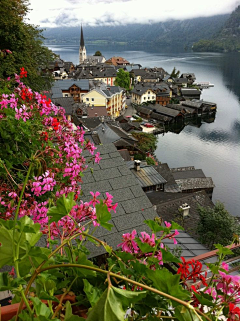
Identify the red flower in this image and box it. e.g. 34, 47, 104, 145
42, 131, 48, 141
20, 67, 27, 78
228, 303, 240, 321
52, 118, 60, 131
177, 257, 207, 286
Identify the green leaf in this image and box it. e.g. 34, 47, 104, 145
135, 238, 154, 253
161, 248, 181, 264
0, 226, 14, 267
47, 192, 76, 223
205, 263, 219, 274
95, 200, 113, 231
75, 252, 96, 277
144, 220, 167, 233
30, 297, 52, 318
146, 268, 190, 302
214, 244, 233, 256
171, 221, 183, 230
0, 272, 11, 291
86, 285, 146, 321
38, 291, 59, 302
194, 292, 214, 307
83, 279, 103, 307
175, 305, 203, 321
28, 247, 50, 260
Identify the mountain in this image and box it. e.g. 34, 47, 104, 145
193, 5, 240, 52
43, 14, 229, 50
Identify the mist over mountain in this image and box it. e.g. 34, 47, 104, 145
43, 14, 229, 50
193, 5, 240, 52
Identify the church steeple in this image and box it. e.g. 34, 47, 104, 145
79, 24, 87, 64
80, 25, 84, 48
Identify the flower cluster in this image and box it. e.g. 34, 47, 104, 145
0, 70, 115, 242
118, 221, 179, 267
177, 257, 208, 287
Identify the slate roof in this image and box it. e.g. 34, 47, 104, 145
93, 123, 137, 146
147, 190, 214, 240
126, 161, 166, 187
172, 169, 206, 180
118, 149, 131, 161
80, 117, 103, 130
151, 104, 183, 118
51, 80, 90, 98
181, 100, 203, 109
52, 97, 75, 115
154, 163, 181, 193
180, 89, 201, 96
134, 105, 153, 115
80, 144, 158, 258
87, 106, 108, 118
175, 177, 215, 191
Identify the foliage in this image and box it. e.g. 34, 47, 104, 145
146, 157, 155, 165
0, 0, 54, 91
131, 132, 158, 153
0, 73, 240, 321
197, 202, 239, 250
170, 67, 180, 78
114, 68, 131, 91
93, 51, 102, 56
133, 153, 146, 161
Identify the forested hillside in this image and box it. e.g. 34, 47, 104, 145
43, 14, 229, 50
193, 5, 240, 52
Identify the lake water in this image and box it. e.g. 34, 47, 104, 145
46, 44, 240, 217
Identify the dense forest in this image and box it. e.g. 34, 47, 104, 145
193, 5, 240, 52
43, 14, 229, 50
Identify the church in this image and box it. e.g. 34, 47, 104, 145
79, 26, 106, 65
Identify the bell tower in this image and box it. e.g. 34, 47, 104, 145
79, 25, 87, 64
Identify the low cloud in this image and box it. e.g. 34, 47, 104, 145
29, 0, 240, 28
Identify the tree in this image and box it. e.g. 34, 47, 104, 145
0, 0, 54, 91
131, 132, 157, 153
94, 50, 102, 56
197, 202, 239, 250
170, 67, 180, 78
114, 68, 131, 90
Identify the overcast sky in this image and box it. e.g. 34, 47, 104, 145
28, 0, 239, 28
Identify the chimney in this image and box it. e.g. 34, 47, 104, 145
179, 203, 190, 217
134, 160, 141, 171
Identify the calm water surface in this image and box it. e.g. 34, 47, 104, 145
46, 44, 240, 217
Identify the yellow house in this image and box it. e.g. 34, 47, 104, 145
82, 86, 124, 118
131, 88, 156, 105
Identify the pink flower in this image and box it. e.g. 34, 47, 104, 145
164, 221, 171, 228
94, 152, 102, 164
139, 232, 155, 247
118, 230, 139, 253
89, 191, 100, 206
221, 261, 229, 271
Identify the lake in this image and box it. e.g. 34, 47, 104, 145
46, 43, 240, 217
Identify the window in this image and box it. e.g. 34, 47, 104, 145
65, 94, 68, 97
91, 98, 94, 102
148, 91, 150, 94
86, 98, 89, 102
152, 96, 154, 99
148, 97, 150, 100
144, 97, 146, 100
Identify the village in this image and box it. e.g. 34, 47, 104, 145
37, 26, 232, 259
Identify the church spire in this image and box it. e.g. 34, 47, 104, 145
80, 25, 84, 48
79, 24, 87, 64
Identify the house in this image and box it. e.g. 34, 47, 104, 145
143, 104, 184, 123
134, 105, 153, 119
50, 79, 90, 102
180, 88, 201, 100
180, 73, 196, 84
127, 160, 167, 192
83, 56, 106, 65
147, 190, 214, 241
171, 166, 215, 199
173, 78, 188, 88
72, 65, 118, 86
52, 97, 75, 121
155, 87, 171, 106
82, 85, 124, 118
105, 56, 130, 66
131, 86, 156, 104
